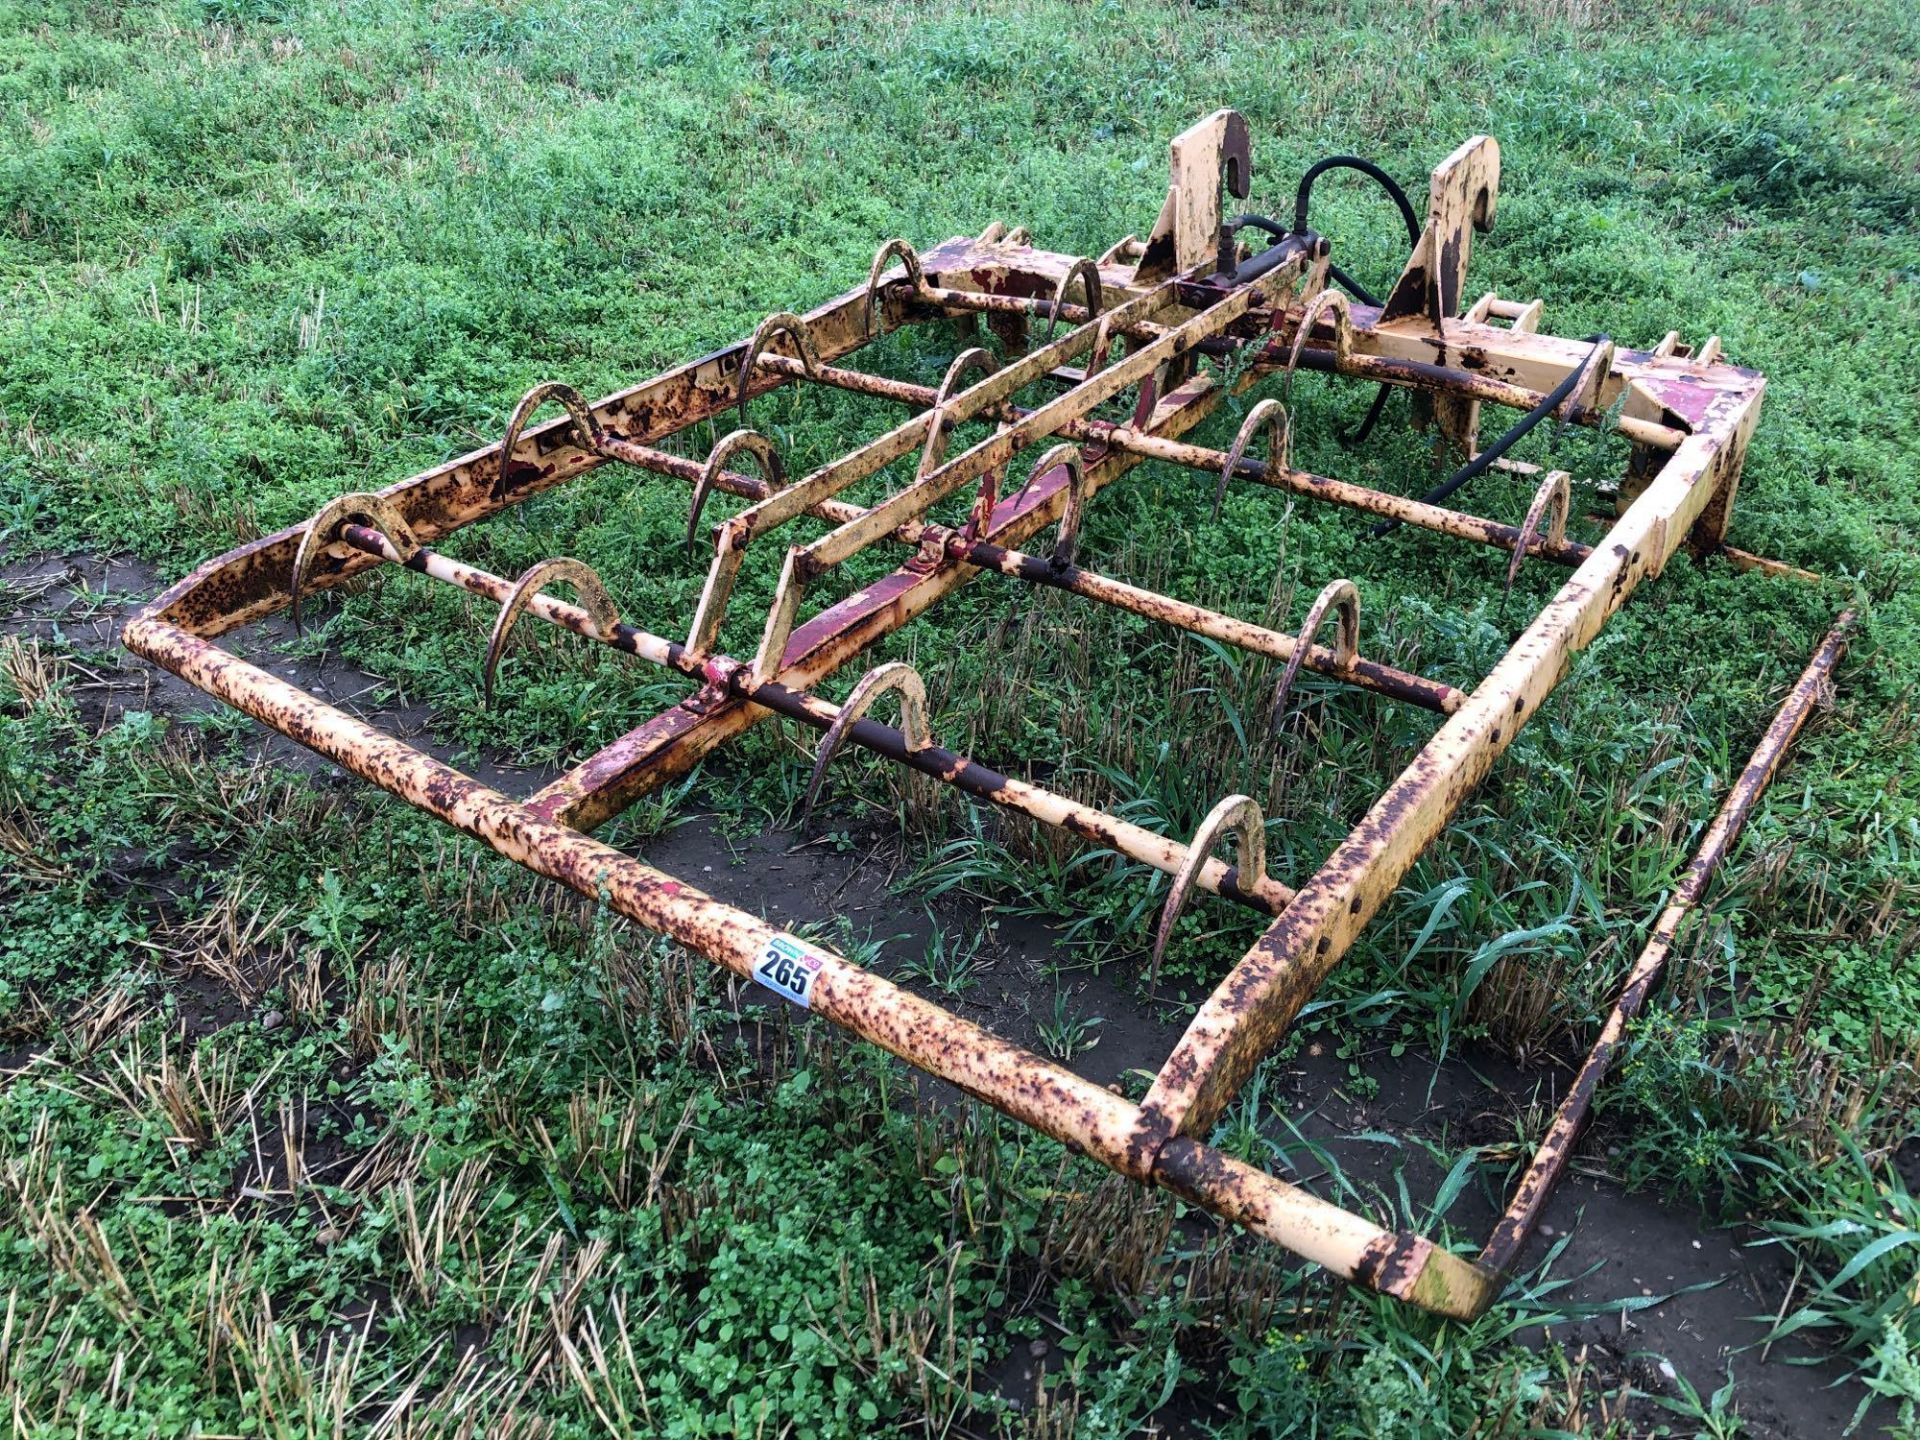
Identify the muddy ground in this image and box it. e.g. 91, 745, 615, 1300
1, 552, 1888, 1438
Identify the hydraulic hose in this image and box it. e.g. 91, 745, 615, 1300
1368, 336, 1611, 538
1292, 156, 1421, 248
1285, 155, 1424, 445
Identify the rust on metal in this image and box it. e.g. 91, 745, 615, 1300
484, 557, 622, 708
1214, 397, 1290, 518
1269, 577, 1361, 727
800, 661, 933, 831
1152, 794, 1268, 984
1478, 610, 1854, 1275
1505, 470, 1571, 596
126, 112, 1828, 1320
688, 429, 785, 554
289, 491, 418, 633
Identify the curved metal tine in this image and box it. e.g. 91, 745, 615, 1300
491, 381, 602, 502
1150, 794, 1268, 987
289, 491, 419, 635
1042, 257, 1103, 344
1555, 340, 1616, 422
1213, 397, 1291, 519
1504, 470, 1572, 598
862, 238, 927, 339
1005, 443, 1088, 567
920, 346, 997, 483
483, 557, 621, 708
919, 348, 1003, 533
1269, 578, 1361, 731
1086, 311, 1125, 379
687, 429, 785, 556
1282, 289, 1355, 403
735, 311, 823, 428
798, 661, 934, 832
1129, 359, 1169, 430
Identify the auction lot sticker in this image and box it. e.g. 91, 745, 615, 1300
751, 933, 827, 1009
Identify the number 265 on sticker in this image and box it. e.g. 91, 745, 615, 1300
751, 934, 826, 1009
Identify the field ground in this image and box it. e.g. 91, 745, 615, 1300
2, 1, 1918, 1436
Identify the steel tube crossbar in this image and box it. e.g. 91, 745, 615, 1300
1101, 428, 1598, 567
754, 352, 1597, 569
127, 615, 1480, 1312
128, 113, 1816, 1319
337, 526, 683, 671
1478, 610, 1853, 1274
750, 680, 1298, 914
332, 526, 1296, 916
912, 282, 1687, 451
1277, 348, 1686, 452
952, 533, 1466, 713
594, 435, 870, 528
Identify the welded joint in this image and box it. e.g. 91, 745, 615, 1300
484, 557, 621, 707
289, 491, 420, 634
1270, 578, 1360, 728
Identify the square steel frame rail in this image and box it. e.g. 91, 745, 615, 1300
126, 113, 1802, 1318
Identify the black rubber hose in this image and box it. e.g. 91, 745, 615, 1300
1228, 213, 1288, 241
1341, 379, 1394, 445
1297, 158, 1419, 446
1327, 261, 1379, 309
1227, 218, 1382, 306
1293, 156, 1421, 246
1236, 158, 1421, 447
1368, 336, 1610, 538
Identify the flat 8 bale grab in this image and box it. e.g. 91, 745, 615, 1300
126, 111, 1848, 1318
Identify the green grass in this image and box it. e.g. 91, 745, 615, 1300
3, 0, 1919, 1434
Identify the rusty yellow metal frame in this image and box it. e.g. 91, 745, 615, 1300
124, 112, 1822, 1318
